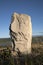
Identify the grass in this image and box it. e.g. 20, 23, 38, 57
0, 48, 43, 65
0, 36, 43, 65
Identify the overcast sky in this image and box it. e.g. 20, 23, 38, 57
0, 0, 43, 38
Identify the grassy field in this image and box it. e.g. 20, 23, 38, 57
0, 36, 43, 65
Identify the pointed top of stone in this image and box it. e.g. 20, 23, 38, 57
13, 12, 30, 17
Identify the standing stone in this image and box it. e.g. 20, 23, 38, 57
9, 12, 32, 54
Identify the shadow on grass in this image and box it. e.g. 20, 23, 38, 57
0, 47, 43, 65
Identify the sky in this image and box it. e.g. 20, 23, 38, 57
0, 0, 43, 38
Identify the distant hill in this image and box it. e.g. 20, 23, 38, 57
32, 36, 43, 43
0, 38, 10, 43
0, 38, 11, 46
0, 36, 43, 46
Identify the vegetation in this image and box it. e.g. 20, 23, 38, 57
0, 36, 43, 65
0, 48, 14, 65
0, 48, 43, 65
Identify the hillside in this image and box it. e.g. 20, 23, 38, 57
0, 36, 43, 44
32, 36, 43, 44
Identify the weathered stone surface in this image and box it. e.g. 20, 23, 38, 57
9, 12, 32, 54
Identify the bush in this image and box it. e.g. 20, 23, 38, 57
0, 48, 14, 65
